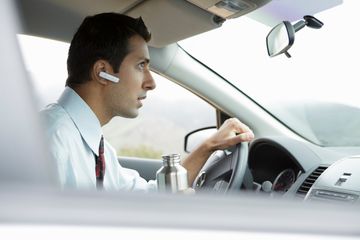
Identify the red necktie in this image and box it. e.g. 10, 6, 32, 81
95, 136, 105, 189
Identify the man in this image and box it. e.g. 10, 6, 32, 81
41, 13, 254, 191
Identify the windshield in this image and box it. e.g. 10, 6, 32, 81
179, 1, 359, 147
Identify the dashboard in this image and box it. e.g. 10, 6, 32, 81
248, 139, 303, 194
248, 137, 360, 204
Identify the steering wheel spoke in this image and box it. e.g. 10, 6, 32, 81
193, 142, 249, 193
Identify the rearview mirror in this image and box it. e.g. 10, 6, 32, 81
266, 21, 294, 58
266, 15, 323, 58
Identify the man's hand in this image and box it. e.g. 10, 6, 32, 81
204, 118, 254, 152
182, 118, 254, 185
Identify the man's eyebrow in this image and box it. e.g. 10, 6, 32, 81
136, 57, 150, 63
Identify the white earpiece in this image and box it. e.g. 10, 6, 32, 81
99, 71, 120, 83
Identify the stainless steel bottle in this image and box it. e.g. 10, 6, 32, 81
156, 154, 189, 193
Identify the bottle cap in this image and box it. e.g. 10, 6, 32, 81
162, 153, 180, 163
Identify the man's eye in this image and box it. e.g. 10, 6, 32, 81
138, 62, 145, 69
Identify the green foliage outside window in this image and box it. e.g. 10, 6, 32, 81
118, 145, 163, 159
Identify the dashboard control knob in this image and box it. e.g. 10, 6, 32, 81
261, 181, 273, 193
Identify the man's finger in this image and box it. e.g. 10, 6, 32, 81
226, 118, 252, 134
234, 132, 254, 142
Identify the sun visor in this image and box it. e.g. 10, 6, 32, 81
126, 0, 271, 48
187, 0, 271, 19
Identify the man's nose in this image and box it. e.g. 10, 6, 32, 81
144, 70, 156, 90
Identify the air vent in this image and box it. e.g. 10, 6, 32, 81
297, 166, 328, 196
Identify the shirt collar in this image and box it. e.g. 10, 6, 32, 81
58, 87, 103, 156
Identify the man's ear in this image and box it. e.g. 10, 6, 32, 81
92, 60, 115, 85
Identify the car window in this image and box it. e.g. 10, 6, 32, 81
17, 34, 216, 159
17, 34, 68, 110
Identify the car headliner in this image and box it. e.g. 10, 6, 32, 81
16, 0, 342, 47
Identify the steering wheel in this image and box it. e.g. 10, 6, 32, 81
193, 142, 249, 193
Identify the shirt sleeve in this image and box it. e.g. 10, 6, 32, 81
120, 167, 157, 192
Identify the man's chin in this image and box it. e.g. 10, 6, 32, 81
119, 111, 138, 119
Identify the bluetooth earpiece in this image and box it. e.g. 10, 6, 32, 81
99, 71, 120, 83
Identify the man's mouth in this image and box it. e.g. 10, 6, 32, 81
137, 96, 146, 106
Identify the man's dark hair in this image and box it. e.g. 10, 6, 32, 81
66, 13, 151, 87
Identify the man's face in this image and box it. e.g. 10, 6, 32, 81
105, 35, 156, 118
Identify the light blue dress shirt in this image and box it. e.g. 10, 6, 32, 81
41, 87, 156, 192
